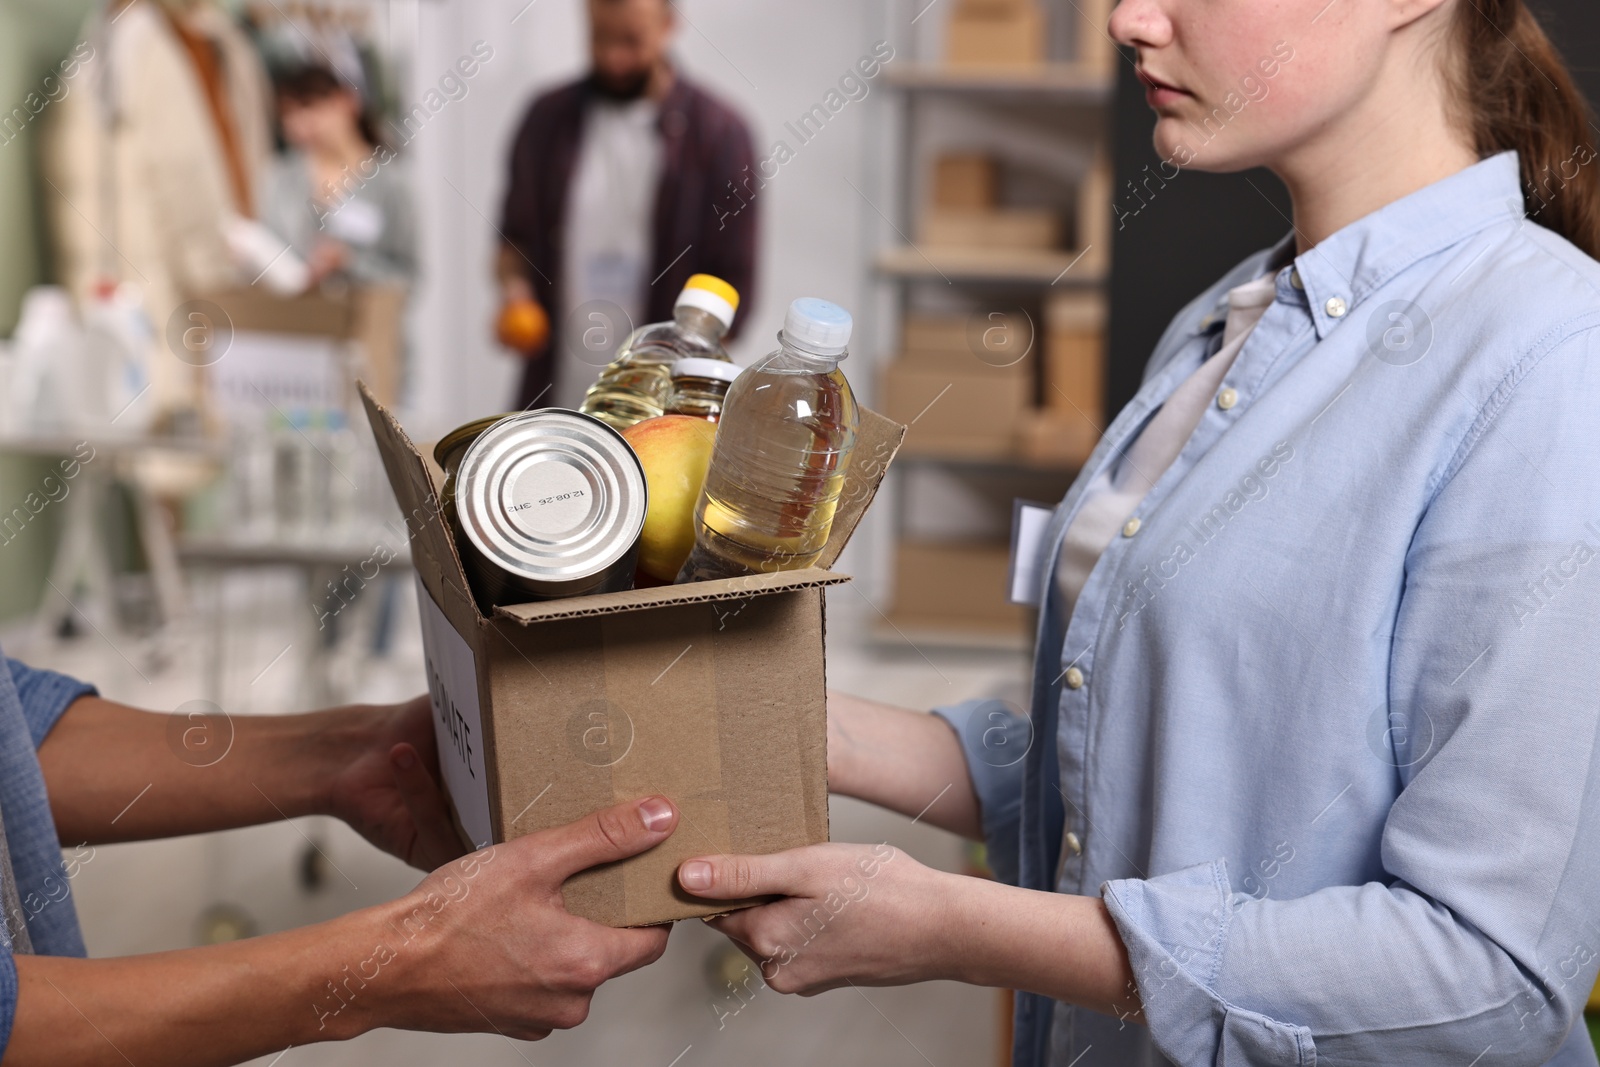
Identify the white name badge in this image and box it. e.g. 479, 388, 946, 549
325, 197, 385, 247
1008, 500, 1055, 607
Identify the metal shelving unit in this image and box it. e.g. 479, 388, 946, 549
883, 60, 1113, 101
867, 1, 1116, 648
874, 244, 1105, 286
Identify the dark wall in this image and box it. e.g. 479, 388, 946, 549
1103, 0, 1600, 417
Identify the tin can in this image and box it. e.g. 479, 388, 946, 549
433, 413, 511, 516
451, 409, 647, 606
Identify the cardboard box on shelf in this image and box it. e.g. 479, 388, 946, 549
899, 312, 1033, 376
1068, 148, 1114, 270
891, 540, 1031, 631
920, 208, 1060, 250
932, 154, 999, 210
1044, 291, 1106, 422
1075, 0, 1118, 72
956, 0, 1033, 13
945, 4, 1047, 67
360, 384, 906, 928
883, 362, 1029, 459
1019, 407, 1100, 469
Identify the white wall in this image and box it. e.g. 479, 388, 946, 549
395, 0, 896, 434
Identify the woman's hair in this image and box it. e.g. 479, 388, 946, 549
274, 64, 383, 150
1448, 0, 1600, 258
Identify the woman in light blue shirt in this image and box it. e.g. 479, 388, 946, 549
678, 0, 1600, 1063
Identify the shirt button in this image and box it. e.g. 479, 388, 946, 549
1289, 268, 1304, 291
1325, 296, 1348, 318
1122, 517, 1141, 538
1217, 387, 1238, 410
1065, 667, 1085, 690
1065, 831, 1083, 856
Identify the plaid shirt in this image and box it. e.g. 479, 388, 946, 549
500, 73, 760, 410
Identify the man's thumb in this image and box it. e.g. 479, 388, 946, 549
539, 796, 678, 882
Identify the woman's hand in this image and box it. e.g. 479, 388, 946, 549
677, 843, 964, 994
306, 238, 350, 285
679, 841, 1144, 1023
323, 695, 469, 870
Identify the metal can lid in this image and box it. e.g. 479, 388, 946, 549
455, 409, 647, 587
433, 413, 513, 477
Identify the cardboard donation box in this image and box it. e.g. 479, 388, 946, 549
360, 385, 905, 927
204, 285, 408, 408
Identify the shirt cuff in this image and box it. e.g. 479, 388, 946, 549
5, 659, 96, 748
1103, 860, 1315, 1067
929, 699, 1027, 885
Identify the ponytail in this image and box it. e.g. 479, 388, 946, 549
1450, 0, 1600, 259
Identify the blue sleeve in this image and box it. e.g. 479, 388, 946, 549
0, 942, 14, 1057
5, 658, 95, 748
1102, 326, 1600, 1065
930, 699, 1027, 885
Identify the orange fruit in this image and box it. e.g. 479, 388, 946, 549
496, 297, 550, 354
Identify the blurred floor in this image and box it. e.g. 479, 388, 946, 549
5, 573, 1028, 1067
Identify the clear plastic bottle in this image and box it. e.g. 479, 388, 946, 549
665, 357, 740, 421
677, 298, 859, 582
321, 409, 362, 536
230, 412, 277, 542
273, 408, 316, 540
579, 274, 739, 429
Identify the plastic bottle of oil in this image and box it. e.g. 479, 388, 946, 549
579, 274, 739, 429
665, 357, 740, 421
676, 298, 859, 582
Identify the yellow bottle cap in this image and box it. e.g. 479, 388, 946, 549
684, 274, 740, 312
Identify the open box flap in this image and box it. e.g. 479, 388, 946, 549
816, 407, 905, 570
359, 383, 479, 632
494, 568, 850, 624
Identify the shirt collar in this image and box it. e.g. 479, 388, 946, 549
1193, 152, 1525, 339
1196, 232, 1296, 333
1293, 151, 1525, 338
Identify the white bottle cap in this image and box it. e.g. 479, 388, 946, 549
782, 298, 852, 357
671, 357, 741, 383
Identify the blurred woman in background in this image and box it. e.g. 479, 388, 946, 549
262, 64, 416, 290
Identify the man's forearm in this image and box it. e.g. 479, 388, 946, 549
8, 900, 414, 1066
38, 697, 367, 845
827, 692, 982, 840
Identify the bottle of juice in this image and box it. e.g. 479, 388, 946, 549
676, 298, 859, 582
579, 274, 739, 429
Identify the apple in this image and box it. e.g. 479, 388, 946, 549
622, 414, 718, 581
